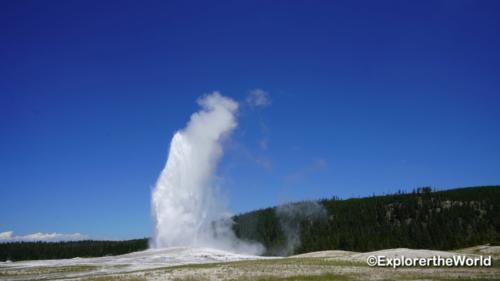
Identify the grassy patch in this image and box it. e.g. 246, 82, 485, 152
238, 272, 354, 281
171, 272, 354, 281
79, 275, 147, 281
224, 257, 365, 268
422, 277, 500, 281
0, 265, 97, 277
172, 276, 211, 281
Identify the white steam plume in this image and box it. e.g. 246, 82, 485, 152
276, 201, 326, 256
151, 92, 263, 255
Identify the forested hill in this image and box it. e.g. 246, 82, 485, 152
0, 239, 148, 262
233, 186, 500, 256
1, 186, 498, 261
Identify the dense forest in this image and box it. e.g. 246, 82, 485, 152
0, 239, 148, 262
1, 186, 498, 261
233, 186, 500, 256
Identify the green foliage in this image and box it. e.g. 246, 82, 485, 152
0, 238, 148, 262
2, 186, 499, 262
233, 186, 500, 256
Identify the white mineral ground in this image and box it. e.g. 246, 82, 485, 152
0, 247, 270, 273
1, 245, 498, 281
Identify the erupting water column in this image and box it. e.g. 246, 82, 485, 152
151, 92, 262, 254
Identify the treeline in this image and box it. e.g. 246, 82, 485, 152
0, 238, 148, 261
233, 186, 500, 256
2, 186, 499, 261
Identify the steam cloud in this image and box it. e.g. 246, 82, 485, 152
276, 201, 326, 256
151, 92, 263, 255
246, 89, 271, 107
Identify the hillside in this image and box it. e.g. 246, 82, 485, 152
233, 186, 500, 256
1, 186, 498, 261
0, 239, 148, 262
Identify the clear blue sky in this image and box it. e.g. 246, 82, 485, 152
1, 1, 499, 240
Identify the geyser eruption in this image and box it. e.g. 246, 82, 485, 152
151, 92, 262, 255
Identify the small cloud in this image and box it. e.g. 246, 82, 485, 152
0, 231, 13, 240
247, 89, 271, 107
0, 231, 88, 243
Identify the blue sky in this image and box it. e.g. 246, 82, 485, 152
1, 0, 499, 240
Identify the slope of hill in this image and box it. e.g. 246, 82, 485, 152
233, 186, 500, 255
1, 186, 498, 261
